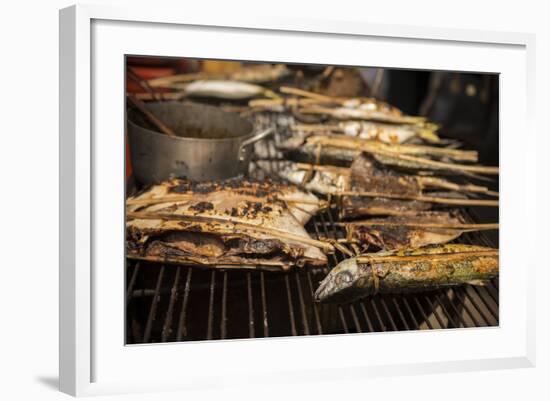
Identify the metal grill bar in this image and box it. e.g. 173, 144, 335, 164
260, 272, 269, 337
143, 265, 165, 343
161, 266, 181, 341
359, 303, 375, 332
221, 271, 228, 339
126, 262, 140, 307
295, 272, 310, 335
285, 274, 298, 336
176, 268, 192, 341
247, 272, 255, 338
306, 270, 323, 334
392, 296, 410, 330
206, 271, 216, 340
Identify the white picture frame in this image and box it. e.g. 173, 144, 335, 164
59, 3, 536, 397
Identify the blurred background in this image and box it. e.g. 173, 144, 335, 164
127, 56, 499, 165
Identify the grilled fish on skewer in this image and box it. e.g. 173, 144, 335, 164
183, 80, 279, 100
341, 197, 432, 218
126, 178, 329, 271
278, 164, 349, 195
315, 244, 499, 303
278, 156, 498, 217
348, 154, 496, 198
280, 86, 406, 118
305, 135, 477, 162
292, 121, 440, 144
298, 105, 424, 125
343, 211, 498, 250
148, 64, 290, 88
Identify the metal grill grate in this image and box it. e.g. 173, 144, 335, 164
125, 115, 498, 344
125, 205, 498, 344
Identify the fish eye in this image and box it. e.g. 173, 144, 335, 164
336, 271, 353, 285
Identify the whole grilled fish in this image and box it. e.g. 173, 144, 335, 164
315, 244, 498, 303
184, 80, 277, 100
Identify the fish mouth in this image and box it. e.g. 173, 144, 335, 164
314, 280, 329, 302
314, 278, 348, 304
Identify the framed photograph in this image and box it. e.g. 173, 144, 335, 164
59, 4, 536, 397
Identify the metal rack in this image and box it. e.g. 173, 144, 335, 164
125, 114, 498, 344
126, 207, 498, 344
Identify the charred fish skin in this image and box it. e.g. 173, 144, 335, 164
345, 211, 465, 250
315, 244, 499, 304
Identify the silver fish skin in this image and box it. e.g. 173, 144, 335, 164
315, 244, 499, 304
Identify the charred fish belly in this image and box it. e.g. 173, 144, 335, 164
315, 244, 498, 303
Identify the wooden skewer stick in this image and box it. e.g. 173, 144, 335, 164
146, 72, 215, 87
127, 211, 334, 252
127, 95, 177, 137
280, 86, 341, 102
416, 176, 498, 197
249, 98, 334, 108
294, 162, 351, 175
127, 254, 290, 271
130, 92, 184, 101
292, 162, 499, 197
337, 222, 499, 230
371, 149, 499, 175
303, 138, 497, 174
306, 135, 478, 162
356, 249, 499, 264
300, 106, 425, 124
126, 194, 325, 207
335, 190, 499, 207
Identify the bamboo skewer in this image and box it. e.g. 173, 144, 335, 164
126, 194, 325, 207
371, 150, 499, 175
335, 190, 499, 207
249, 98, 334, 109
355, 249, 499, 265
337, 222, 499, 230
302, 137, 498, 174
292, 162, 499, 198
416, 176, 499, 197
127, 211, 334, 252
280, 86, 341, 103
299, 106, 425, 124
294, 162, 351, 175
130, 92, 185, 101
127, 254, 290, 271
306, 135, 478, 162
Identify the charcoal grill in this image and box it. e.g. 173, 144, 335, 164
125, 113, 499, 344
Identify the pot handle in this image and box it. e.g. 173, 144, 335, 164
239, 127, 275, 161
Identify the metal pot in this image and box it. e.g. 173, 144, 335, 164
127, 101, 273, 184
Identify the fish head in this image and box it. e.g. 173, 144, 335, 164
315, 258, 366, 304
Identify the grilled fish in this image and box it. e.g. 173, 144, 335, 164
184, 80, 278, 100
315, 244, 499, 303
292, 121, 440, 144
126, 178, 329, 271
298, 105, 425, 125
344, 211, 467, 250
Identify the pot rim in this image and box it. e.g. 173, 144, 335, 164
127, 101, 256, 144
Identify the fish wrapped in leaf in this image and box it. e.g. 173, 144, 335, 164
315, 244, 499, 303
126, 178, 330, 271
